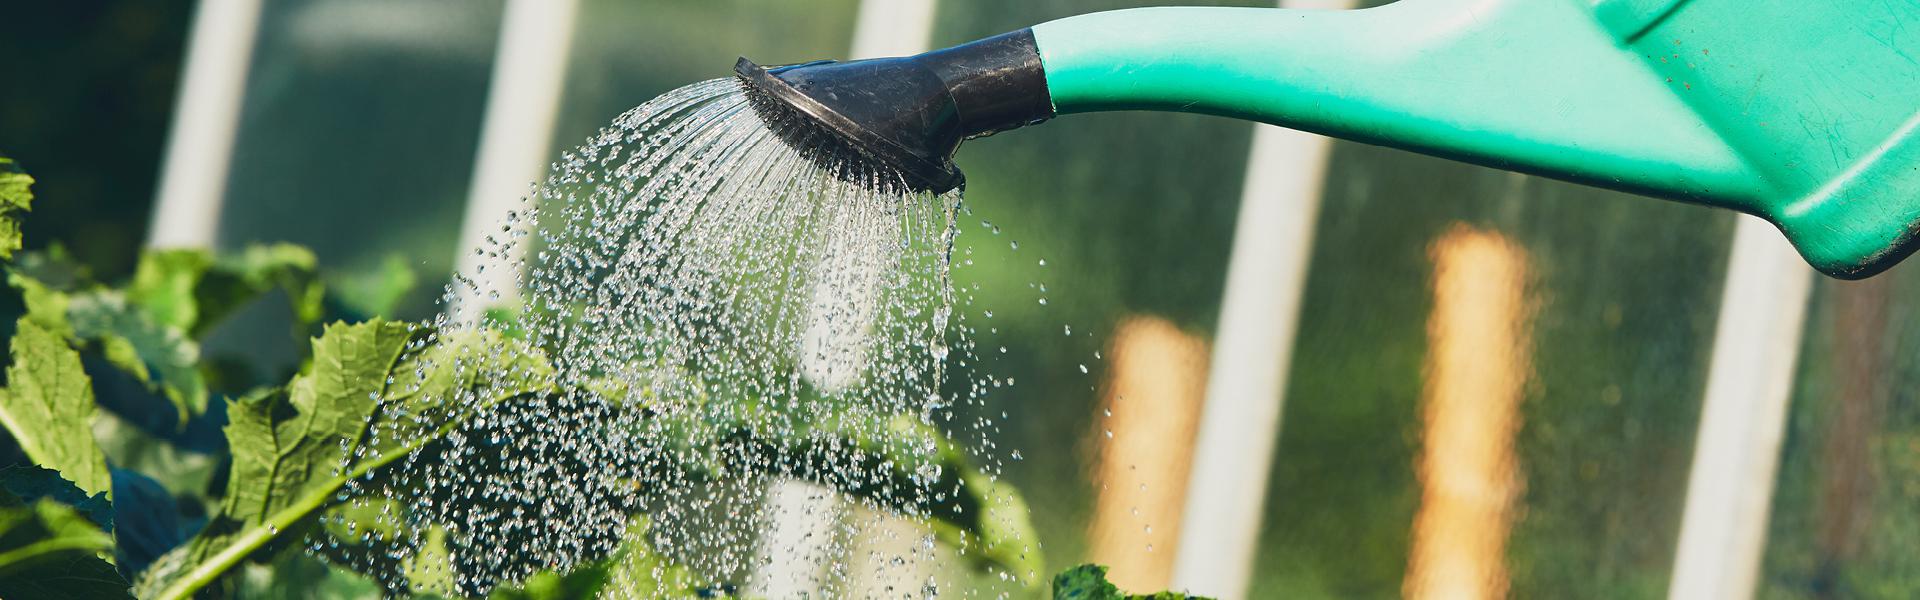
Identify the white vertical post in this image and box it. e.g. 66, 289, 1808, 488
749, 480, 848, 595
849, 0, 938, 59
749, 0, 940, 596
1170, 2, 1355, 597
146, 0, 264, 249
448, 0, 579, 313
1668, 217, 1813, 600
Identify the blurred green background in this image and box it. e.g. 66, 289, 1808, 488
2, 0, 1916, 598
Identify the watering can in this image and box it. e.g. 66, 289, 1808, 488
736, 0, 1920, 278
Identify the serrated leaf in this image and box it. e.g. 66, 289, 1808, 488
0, 156, 36, 261
230, 319, 416, 525
139, 321, 557, 600
598, 519, 701, 599
356, 328, 560, 594
8, 270, 213, 425
10, 271, 72, 339
138, 320, 416, 598
1050, 564, 1211, 600
0, 319, 111, 499
485, 519, 710, 600
1053, 564, 1122, 599
9, 246, 89, 291
404, 526, 457, 596
0, 158, 32, 212
0, 499, 130, 600
67, 291, 208, 426
380, 326, 553, 425
125, 244, 326, 340
0, 466, 113, 531
488, 563, 611, 600
197, 243, 324, 333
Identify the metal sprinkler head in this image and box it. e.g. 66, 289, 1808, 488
734, 29, 1055, 194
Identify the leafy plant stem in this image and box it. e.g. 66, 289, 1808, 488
0, 531, 114, 569
149, 409, 471, 600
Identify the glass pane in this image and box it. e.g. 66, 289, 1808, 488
218, 0, 507, 318
1250, 141, 1735, 596
1761, 272, 1920, 599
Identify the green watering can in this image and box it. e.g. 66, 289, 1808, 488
735, 0, 1920, 278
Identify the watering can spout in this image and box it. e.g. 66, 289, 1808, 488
1028, 0, 1920, 278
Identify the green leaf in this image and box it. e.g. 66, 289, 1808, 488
214, 319, 416, 534
483, 306, 527, 341
1050, 564, 1211, 600
67, 291, 208, 425
0, 319, 112, 499
0, 499, 130, 600
0, 156, 36, 261
232, 551, 384, 600
327, 254, 418, 319
1053, 564, 1123, 599
863, 416, 1042, 586
8, 244, 320, 425
125, 243, 325, 339
946, 465, 1042, 585
356, 327, 559, 593
9, 270, 72, 340
319, 496, 402, 547
0, 466, 113, 531
138, 321, 557, 600
9, 246, 89, 303
197, 243, 324, 333
8, 269, 212, 425
598, 519, 700, 599
404, 526, 458, 596
376, 326, 555, 440
137, 320, 416, 598
7, 248, 87, 338
484, 519, 712, 600
125, 250, 212, 334
91, 412, 220, 500
488, 563, 610, 600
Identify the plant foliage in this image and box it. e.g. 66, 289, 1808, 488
0, 156, 34, 260
0, 156, 1138, 598
0, 497, 128, 599
0, 318, 112, 498
1051, 564, 1211, 600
